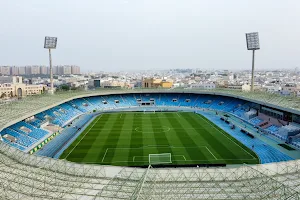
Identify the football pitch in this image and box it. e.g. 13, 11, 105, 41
60, 112, 259, 166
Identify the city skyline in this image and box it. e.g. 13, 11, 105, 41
0, 0, 300, 72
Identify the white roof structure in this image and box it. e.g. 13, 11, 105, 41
0, 89, 300, 199
0, 143, 299, 199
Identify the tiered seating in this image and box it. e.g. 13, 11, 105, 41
35, 112, 51, 122
266, 125, 280, 133
291, 137, 300, 148
194, 95, 214, 108
160, 94, 180, 106
178, 94, 196, 107
223, 99, 245, 112
36, 114, 94, 158
105, 95, 128, 107
28, 118, 43, 128
232, 108, 246, 117
68, 99, 92, 112
98, 96, 116, 109
43, 109, 64, 126
18, 121, 48, 140
1, 137, 26, 151
1, 128, 36, 147
60, 103, 83, 115
249, 117, 263, 125
122, 94, 138, 106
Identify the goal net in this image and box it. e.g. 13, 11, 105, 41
149, 153, 172, 165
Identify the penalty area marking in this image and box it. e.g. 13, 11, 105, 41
64, 115, 102, 159
101, 148, 109, 162
133, 155, 186, 162
101, 146, 219, 163
205, 146, 217, 160
81, 157, 257, 164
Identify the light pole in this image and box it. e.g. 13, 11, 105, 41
44, 36, 58, 94
245, 32, 260, 92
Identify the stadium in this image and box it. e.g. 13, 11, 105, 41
0, 89, 300, 199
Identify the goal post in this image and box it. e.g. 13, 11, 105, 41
143, 110, 156, 114
149, 153, 172, 165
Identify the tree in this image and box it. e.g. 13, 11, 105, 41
0, 93, 6, 98
61, 85, 70, 91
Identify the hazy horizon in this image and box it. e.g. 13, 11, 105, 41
0, 0, 299, 72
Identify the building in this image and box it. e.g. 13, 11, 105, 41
189, 83, 216, 89
71, 66, 80, 74
25, 66, 32, 75
88, 79, 101, 88
31, 66, 40, 75
142, 78, 173, 88
263, 84, 282, 93
0, 76, 46, 98
63, 66, 72, 75
40, 66, 48, 75
0, 76, 14, 84
0, 66, 81, 75
281, 83, 300, 96
11, 66, 19, 75
0, 66, 11, 75
242, 84, 261, 92
101, 80, 126, 88
18, 67, 26, 75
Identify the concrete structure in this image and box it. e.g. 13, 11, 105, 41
40, 66, 48, 75
31, 66, 40, 75
281, 83, 300, 96
189, 83, 216, 89
0, 76, 46, 98
63, 66, 72, 75
0, 66, 11, 75
142, 78, 173, 88
18, 67, 25, 75
242, 84, 261, 92
0, 66, 81, 75
71, 66, 80, 74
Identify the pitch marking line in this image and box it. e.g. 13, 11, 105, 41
133, 155, 186, 162
205, 147, 218, 160
101, 148, 109, 162
120, 114, 122, 119
64, 115, 102, 159
197, 115, 256, 159
82, 158, 257, 164
176, 113, 181, 118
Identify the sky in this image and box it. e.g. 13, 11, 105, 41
0, 0, 299, 72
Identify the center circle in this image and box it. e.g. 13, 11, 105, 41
135, 126, 170, 133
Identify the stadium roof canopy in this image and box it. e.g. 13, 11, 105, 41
0, 142, 299, 199
0, 88, 299, 130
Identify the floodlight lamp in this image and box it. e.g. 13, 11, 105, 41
246, 32, 260, 50
44, 36, 58, 49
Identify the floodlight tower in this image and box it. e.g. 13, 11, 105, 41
245, 32, 260, 92
44, 36, 58, 94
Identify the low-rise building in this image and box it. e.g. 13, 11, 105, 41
0, 76, 46, 98
242, 84, 261, 92
142, 78, 173, 88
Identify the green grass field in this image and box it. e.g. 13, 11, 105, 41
60, 112, 259, 166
